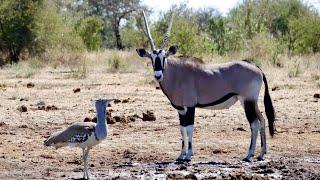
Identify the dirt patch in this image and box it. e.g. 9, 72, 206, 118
0, 66, 319, 179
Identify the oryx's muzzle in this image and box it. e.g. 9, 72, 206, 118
154, 70, 163, 81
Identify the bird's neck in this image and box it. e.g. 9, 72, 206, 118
95, 106, 108, 140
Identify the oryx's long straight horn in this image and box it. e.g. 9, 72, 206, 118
161, 13, 174, 49
142, 10, 156, 50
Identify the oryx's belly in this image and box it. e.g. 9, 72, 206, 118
200, 96, 238, 110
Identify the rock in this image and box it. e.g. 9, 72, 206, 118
113, 115, 126, 123
272, 86, 280, 91
84, 117, 92, 122
18, 125, 28, 128
113, 99, 121, 104
92, 117, 97, 123
314, 93, 320, 98
235, 127, 246, 131
142, 111, 156, 121
17, 105, 27, 112
155, 86, 160, 90
127, 114, 141, 122
27, 82, 35, 88
106, 111, 115, 124
122, 98, 130, 103
45, 105, 58, 111
36, 101, 46, 110
73, 88, 81, 93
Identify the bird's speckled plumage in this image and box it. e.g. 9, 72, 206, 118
44, 98, 111, 179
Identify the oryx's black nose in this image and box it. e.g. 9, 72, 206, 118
155, 75, 162, 80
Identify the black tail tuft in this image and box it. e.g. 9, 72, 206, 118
262, 73, 276, 137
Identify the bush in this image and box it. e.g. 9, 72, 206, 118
76, 16, 103, 51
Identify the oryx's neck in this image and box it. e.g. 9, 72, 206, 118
159, 59, 180, 104
95, 105, 108, 140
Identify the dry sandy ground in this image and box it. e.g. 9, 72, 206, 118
0, 62, 319, 179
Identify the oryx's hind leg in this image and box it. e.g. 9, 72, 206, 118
255, 105, 267, 161
243, 100, 260, 162
177, 107, 195, 162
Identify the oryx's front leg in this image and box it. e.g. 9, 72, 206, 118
177, 107, 195, 162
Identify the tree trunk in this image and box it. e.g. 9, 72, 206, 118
9, 48, 20, 63
114, 18, 123, 50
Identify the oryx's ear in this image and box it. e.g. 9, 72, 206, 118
166, 45, 178, 56
136, 48, 151, 58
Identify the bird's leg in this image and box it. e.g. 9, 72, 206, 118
84, 148, 90, 179
82, 148, 87, 179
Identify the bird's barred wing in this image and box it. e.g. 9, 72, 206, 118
44, 122, 95, 147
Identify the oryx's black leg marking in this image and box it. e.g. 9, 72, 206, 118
243, 100, 260, 162
179, 107, 195, 147
244, 101, 257, 124
177, 107, 195, 162
179, 107, 195, 126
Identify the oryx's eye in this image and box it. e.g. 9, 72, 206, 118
153, 50, 157, 54
159, 50, 162, 53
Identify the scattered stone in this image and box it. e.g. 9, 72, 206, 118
235, 127, 246, 131
113, 115, 126, 123
123, 149, 135, 158
314, 93, 320, 98
40, 154, 54, 159
27, 82, 35, 88
155, 86, 160, 90
36, 101, 46, 110
127, 114, 141, 122
142, 111, 156, 121
18, 125, 28, 128
122, 98, 130, 103
0, 122, 6, 127
73, 88, 81, 93
106, 112, 116, 124
113, 99, 121, 104
17, 105, 27, 112
67, 159, 81, 165
272, 86, 280, 91
84, 117, 92, 122
45, 105, 58, 111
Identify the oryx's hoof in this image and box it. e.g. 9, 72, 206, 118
175, 158, 191, 164
257, 156, 264, 161
242, 157, 251, 162
175, 158, 184, 163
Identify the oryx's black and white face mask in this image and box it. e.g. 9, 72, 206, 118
136, 45, 178, 82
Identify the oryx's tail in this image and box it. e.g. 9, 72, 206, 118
262, 73, 275, 137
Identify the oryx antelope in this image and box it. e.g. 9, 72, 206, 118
136, 11, 276, 162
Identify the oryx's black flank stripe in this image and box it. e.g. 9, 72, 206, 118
196, 93, 238, 108
159, 83, 238, 110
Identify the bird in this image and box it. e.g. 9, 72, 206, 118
44, 98, 113, 179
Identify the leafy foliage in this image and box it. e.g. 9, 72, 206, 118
76, 16, 103, 51
0, 0, 43, 63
